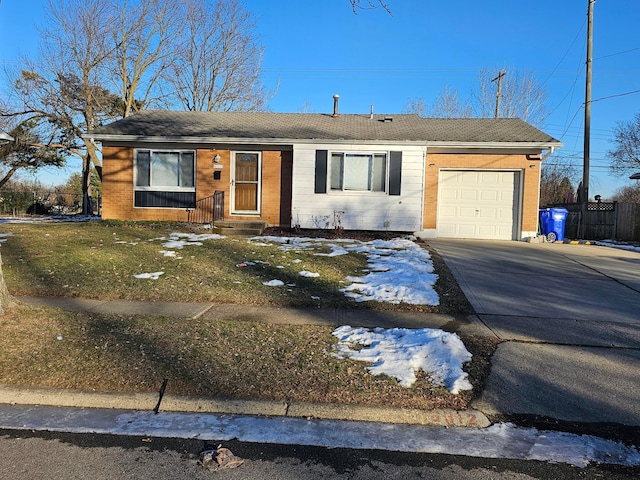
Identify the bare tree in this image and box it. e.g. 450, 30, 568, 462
539, 163, 577, 206
3, 0, 269, 213
610, 183, 640, 203
430, 86, 473, 118
110, 0, 180, 117
607, 112, 640, 177
3, 0, 120, 214
404, 86, 472, 118
474, 68, 550, 127
168, 0, 268, 112
0, 251, 12, 315
349, 0, 391, 14
404, 69, 547, 125
0, 134, 14, 315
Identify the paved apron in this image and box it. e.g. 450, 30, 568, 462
429, 240, 640, 427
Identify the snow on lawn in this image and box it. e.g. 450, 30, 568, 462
332, 326, 473, 393
158, 232, 225, 249
133, 271, 164, 280
250, 236, 439, 306
131, 232, 452, 392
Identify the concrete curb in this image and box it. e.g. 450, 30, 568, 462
0, 385, 490, 428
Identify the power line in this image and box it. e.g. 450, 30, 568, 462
591, 89, 640, 103
594, 47, 640, 61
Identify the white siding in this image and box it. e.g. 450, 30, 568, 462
291, 144, 425, 232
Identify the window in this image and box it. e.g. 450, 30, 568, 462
330, 152, 387, 192
135, 150, 195, 189
134, 150, 196, 208
314, 150, 402, 196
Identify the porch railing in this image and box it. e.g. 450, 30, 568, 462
187, 190, 224, 225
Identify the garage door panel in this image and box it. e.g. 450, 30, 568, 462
480, 208, 498, 219
437, 170, 520, 240
480, 190, 498, 201
460, 190, 479, 201
459, 206, 479, 217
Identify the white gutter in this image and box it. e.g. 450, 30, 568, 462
84, 134, 563, 151
540, 145, 556, 161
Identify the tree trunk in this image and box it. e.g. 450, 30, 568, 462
0, 252, 14, 315
81, 155, 92, 215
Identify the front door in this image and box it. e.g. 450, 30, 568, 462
232, 151, 261, 214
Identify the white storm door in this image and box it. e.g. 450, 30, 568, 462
231, 152, 261, 214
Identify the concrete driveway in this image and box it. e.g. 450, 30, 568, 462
428, 240, 640, 428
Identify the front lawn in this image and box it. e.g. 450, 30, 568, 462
0, 220, 493, 409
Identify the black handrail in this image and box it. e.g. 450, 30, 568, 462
187, 191, 224, 224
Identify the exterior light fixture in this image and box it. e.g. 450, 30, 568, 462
213, 154, 220, 163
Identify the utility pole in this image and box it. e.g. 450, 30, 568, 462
491, 70, 506, 118
581, 0, 595, 238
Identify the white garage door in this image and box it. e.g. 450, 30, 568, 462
437, 170, 520, 240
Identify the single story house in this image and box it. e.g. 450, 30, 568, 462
87, 109, 562, 240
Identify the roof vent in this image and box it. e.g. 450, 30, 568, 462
370, 105, 374, 120
383, 116, 393, 122
332, 94, 340, 118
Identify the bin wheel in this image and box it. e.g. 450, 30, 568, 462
546, 232, 557, 242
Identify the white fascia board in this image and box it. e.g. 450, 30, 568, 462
425, 141, 563, 151
86, 134, 563, 151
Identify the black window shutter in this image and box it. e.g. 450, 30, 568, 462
315, 150, 328, 193
389, 151, 402, 195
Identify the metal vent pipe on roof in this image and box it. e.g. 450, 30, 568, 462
332, 94, 339, 117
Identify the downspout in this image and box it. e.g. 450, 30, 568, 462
540, 146, 555, 161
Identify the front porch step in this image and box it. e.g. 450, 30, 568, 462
213, 220, 268, 236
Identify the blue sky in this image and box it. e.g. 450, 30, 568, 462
1, 0, 640, 197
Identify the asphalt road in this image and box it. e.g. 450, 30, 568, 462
1, 429, 637, 480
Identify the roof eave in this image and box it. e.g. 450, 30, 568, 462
86, 134, 563, 150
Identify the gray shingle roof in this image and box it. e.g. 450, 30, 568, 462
89, 110, 561, 145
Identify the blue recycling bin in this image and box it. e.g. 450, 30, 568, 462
539, 207, 568, 242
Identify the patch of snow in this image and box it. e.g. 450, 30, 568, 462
161, 232, 225, 249
133, 272, 164, 280
248, 236, 439, 306
332, 326, 472, 393
263, 279, 284, 287
596, 240, 640, 253
298, 271, 320, 278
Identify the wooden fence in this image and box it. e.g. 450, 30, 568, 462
550, 202, 640, 241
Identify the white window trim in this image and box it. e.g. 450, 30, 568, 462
134, 149, 196, 192
328, 150, 390, 194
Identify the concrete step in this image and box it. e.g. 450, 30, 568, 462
213, 220, 268, 236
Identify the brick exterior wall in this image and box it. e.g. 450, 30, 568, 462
422, 153, 541, 233
101, 146, 291, 226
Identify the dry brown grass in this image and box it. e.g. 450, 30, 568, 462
0, 304, 497, 409
0, 220, 495, 409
